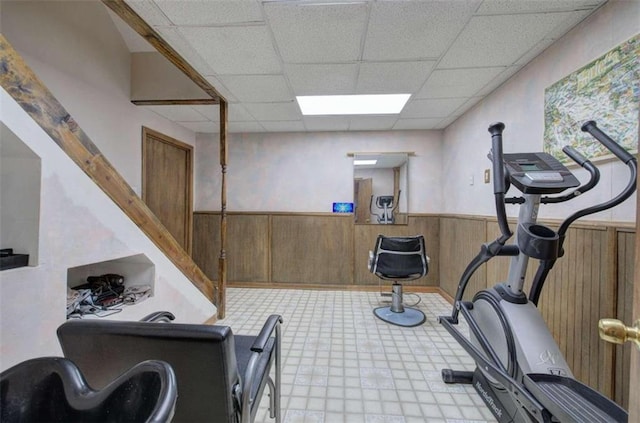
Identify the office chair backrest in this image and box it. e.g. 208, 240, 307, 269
58, 319, 240, 423
370, 235, 428, 280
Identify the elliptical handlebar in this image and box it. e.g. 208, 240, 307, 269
582, 120, 635, 164
445, 123, 514, 322
541, 146, 600, 204
488, 122, 512, 244
556, 122, 637, 236
562, 145, 588, 166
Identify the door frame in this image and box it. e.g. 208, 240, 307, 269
141, 126, 193, 255
630, 152, 639, 420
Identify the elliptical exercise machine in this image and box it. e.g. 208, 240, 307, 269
439, 121, 636, 422
370, 192, 401, 224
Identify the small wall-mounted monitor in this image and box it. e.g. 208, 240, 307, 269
333, 202, 354, 213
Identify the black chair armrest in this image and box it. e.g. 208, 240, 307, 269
240, 314, 283, 423
251, 314, 283, 352
140, 311, 175, 323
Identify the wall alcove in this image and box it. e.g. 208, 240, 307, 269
67, 253, 155, 318
0, 122, 41, 270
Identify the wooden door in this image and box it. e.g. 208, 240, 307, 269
354, 178, 372, 224
142, 127, 193, 254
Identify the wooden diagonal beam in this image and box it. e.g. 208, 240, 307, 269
0, 34, 215, 303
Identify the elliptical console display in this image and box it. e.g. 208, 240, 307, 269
502, 153, 579, 194
438, 120, 636, 423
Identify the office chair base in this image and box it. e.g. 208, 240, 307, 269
373, 306, 426, 327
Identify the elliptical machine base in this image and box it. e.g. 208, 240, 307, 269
472, 368, 522, 423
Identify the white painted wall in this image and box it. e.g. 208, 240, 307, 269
195, 130, 443, 214
0, 1, 216, 371
1, 0, 195, 194
442, 0, 639, 222
1, 90, 216, 371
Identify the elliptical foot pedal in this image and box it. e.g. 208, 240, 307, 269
442, 369, 473, 384
524, 374, 627, 423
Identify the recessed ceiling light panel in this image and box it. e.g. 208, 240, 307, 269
297, 94, 411, 115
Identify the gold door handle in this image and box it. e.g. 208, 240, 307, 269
598, 318, 640, 350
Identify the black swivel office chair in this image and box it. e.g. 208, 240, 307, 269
1, 356, 177, 422
57, 313, 282, 423
369, 235, 429, 327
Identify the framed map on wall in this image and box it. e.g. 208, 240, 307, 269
544, 34, 639, 163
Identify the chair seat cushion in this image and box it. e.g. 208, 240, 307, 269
375, 253, 426, 279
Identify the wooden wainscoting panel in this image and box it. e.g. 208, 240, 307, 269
539, 227, 582, 388
227, 214, 270, 282
615, 229, 635, 408
271, 215, 354, 284
192, 212, 219, 282
598, 228, 618, 400
439, 216, 487, 300
408, 216, 440, 286
537, 226, 616, 399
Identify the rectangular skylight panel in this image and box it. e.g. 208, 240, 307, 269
297, 94, 411, 115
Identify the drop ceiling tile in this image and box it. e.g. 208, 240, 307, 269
349, 116, 398, 131
509, 12, 593, 66
177, 121, 220, 133
204, 75, 238, 102
475, 0, 604, 15
363, 0, 481, 61
145, 105, 208, 121
155, 27, 216, 76
191, 105, 220, 121
285, 63, 358, 95
264, 2, 368, 63
243, 102, 301, 121
303, 116, 350, 132
178, 25, 281, 74
261, 120, 306, 133
393, 118, 443, 130
400, 98, 468, 119
454, 97, 484, 117
356, 61, 436, 94
438, 12, 575, 68
433, 114, 461, 129
544, 9, 595, 40
218, 75, 293, 103
474, 66, 522, 97
228, 104, 255, 121
514, 39, 555, 66
228, 121, 265, 133
126, 0, 172, 26
153, 0, 263, 25
416, 67, 505, 99
431, 115, 460, 129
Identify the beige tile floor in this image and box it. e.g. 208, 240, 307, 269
217, 288, 497, 423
